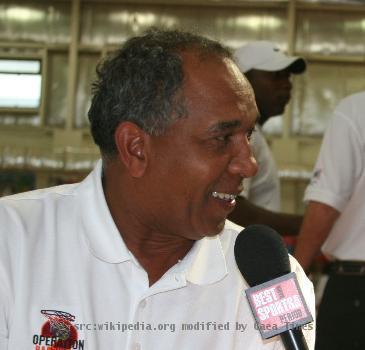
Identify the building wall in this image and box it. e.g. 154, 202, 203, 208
1, 0, 365, 212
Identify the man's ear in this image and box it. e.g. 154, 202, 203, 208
114, 122, 148, 178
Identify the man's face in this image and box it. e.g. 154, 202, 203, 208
142, 53, 258, 240
246, 68, 292, 121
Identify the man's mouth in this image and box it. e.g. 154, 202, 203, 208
212, 191, 237, 202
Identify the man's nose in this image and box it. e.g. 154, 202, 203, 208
229, 136, 258, 178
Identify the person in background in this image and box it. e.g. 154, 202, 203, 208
228, 41, 306, 236
295, 91, 365, 350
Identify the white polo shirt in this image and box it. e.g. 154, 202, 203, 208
0, 161, 315, 350
304, 91, 365, 261
240, 126, 281, 212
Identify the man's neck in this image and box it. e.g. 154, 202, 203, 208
102, 164, 194, 286
126, 235, 194, 286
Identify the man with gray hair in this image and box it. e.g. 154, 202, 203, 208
0, 29, 314, 349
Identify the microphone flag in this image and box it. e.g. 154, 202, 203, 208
245, 272, 313, 339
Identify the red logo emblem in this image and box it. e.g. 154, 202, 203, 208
32, 310, 84, 349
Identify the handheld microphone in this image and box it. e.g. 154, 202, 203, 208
234, 224, 312, 350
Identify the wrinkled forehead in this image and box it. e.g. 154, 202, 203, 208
224, 57, 257, 106
181, 51, 257, 115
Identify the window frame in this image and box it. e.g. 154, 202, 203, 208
0, 54, 45, 115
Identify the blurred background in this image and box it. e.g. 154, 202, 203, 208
1, 0, 365, 216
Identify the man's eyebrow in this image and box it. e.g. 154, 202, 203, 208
208, 120, 242, 133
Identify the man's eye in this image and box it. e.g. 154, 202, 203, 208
216, 134, 231, 143
247, 127, 256, 141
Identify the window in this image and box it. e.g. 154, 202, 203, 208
0, 59, 42, 109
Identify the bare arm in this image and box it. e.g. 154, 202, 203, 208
294, 200, 340, 272
228, 196, 303, 236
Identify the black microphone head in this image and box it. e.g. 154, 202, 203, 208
234, 224, 290, 286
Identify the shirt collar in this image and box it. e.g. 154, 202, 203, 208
77, 160, 228, 285
77, 160, 131, 263
184, 235, 228, 285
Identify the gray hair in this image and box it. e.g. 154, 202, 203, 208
88, 28, 231, 156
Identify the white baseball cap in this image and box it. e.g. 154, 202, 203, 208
233, 41, 306, 74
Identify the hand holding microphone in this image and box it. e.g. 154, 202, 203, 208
234, 225, 313, 350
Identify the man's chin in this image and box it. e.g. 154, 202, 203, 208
206, 219, 226, 237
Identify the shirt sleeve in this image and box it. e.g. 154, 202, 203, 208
0, 255, 9, 349
289, 256, 316, 350
304, 111, 363, 212
0, 283, 9, 349
0, 204, 17, 349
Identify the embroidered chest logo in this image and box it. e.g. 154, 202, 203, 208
32, 309, 85, 350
